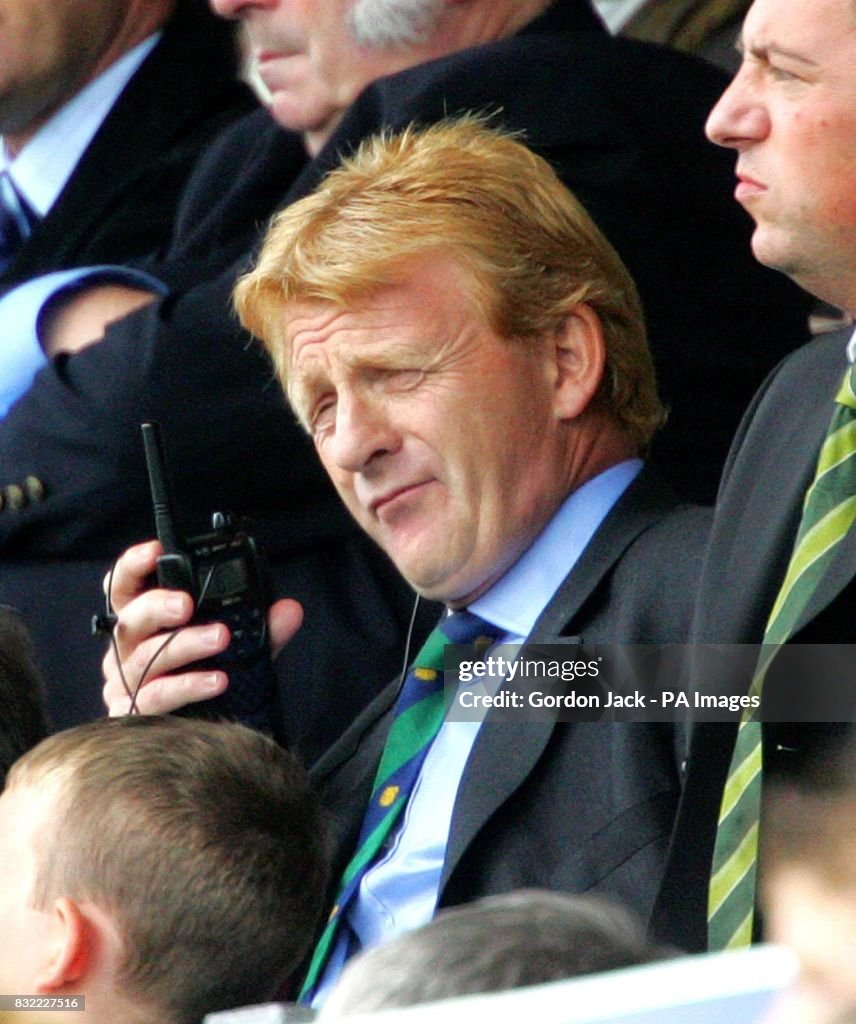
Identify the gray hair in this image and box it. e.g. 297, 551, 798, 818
321, 890, 673, 1016
347, 0, 447, 48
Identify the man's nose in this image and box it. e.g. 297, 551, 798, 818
209, 0, 275, 21
705, 69, 771, 150
328, 392, 400, 472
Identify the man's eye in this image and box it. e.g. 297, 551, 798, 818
768, 64, 797, 82
387, 369, 425, 390
311, 399, 336, 435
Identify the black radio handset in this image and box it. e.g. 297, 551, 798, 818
142, 421, 194, 590
141, 422, 276, 732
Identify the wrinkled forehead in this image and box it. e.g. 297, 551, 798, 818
281, 293, 432, 417
279, 253, 481, 370
281, 298, 372, 418
740, 0, 856, 54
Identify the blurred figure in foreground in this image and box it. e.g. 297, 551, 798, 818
0, 716, 329, 1024
321, 890, 671, 1016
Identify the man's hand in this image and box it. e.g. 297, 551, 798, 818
43, 284, 159, 356
102, 539, 303, 716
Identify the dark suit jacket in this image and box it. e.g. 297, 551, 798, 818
651, 328, 856, 952
0, 0, 805, 753
0, 0, 255, 289
310, 470, 712, 935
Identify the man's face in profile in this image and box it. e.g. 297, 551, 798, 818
705, 0, 856, 311
212, 0, 424, 153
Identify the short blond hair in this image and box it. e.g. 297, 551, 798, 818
235, 117, 664, 450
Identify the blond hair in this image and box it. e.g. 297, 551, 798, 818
235, 117, 664, 449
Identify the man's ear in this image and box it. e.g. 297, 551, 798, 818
551, 303, 606, 421
34, 898, 89, 993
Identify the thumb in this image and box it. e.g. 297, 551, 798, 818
268, 598, 304, 659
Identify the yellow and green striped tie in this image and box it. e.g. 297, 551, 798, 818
708, 363, 856, 950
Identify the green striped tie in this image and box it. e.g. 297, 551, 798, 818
299, 610, 499, 1002
708, 363, 856, 950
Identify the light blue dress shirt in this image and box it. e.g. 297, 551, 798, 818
0, 35, 159, 417
312, 458, 643, 1004
0, 265, 167, 418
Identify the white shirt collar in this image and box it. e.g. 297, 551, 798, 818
1, 33, 159, 217
593, 0, 650, 31
846, 326, 856, 365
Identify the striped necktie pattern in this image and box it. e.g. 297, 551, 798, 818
708, 362, 856, 949
299, 609, 500, 1000
0, 172, 37, 268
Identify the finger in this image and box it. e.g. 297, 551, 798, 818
104, 539, 163, 610
111, 587, 195, 661
123, 620, 230, 685
269, 598, 304, 658
105, 666, 229, 716
102, 621, 230, 714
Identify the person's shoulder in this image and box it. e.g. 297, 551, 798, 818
334, 24, 730, 172
724, 327, 850, 451
196, 106, 301, 166
610, 476, 712, 576
531, 470, 711, 645
364, 18, 727, 106
599, 472, 711, 622
764, 327, 851, 393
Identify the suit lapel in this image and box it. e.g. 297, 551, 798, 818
740, 328, 856, 639
693, 330, 850, 645
440, 467, 677, 889
440, 717, 554, 891
530, 467, 682, 638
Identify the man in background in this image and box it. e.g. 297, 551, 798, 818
0, 0, 253, 408
652, 0, 856, 956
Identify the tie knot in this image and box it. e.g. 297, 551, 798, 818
836, 362, 856, 411
0, 172, 36, 265
410, 610, 501, 677
439, 609, 502, 646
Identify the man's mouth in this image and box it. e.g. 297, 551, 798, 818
735, 172, 766, 201
370, 480, 433, 517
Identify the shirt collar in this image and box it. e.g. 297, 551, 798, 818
468, 459, 642, 639
847, 326, 856, 365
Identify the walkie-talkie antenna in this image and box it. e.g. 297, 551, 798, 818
141, 421, 181, 555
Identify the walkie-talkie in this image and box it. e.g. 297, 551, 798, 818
141, 421, 276, 731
